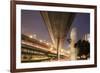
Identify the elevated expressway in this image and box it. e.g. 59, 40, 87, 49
21, 12, 75, 62
21, 34, 69, 62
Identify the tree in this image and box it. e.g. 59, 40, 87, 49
74, 40, 90, 60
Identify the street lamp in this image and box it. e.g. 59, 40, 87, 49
61, 49, 64, 53
46, 42, 49, 45
29, 35, 33, 38
39, 40, 43, 42
50, 47, 53, 51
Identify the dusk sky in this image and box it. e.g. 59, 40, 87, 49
21, 10, 52, 43
21, 10, 90, 49
72, 13, 90, 39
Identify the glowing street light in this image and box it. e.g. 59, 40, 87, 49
66, 50, 71, 54
50, 47, 53, 51
39, 40, 43, 42
46, 42, 49, 45
61, 49, 64, 52
29, 35, 33, 38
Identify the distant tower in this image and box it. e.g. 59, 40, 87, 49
70, 27, 78, 60
82, 33, 90, 42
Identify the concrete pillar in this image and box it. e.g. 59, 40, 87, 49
70, 28, 78, 60
70, 41, 77, 60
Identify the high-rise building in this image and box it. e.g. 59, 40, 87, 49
82, 33, 90, 42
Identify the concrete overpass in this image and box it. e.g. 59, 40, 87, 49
41, 11, 75, 60
21, 34, 70, 62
